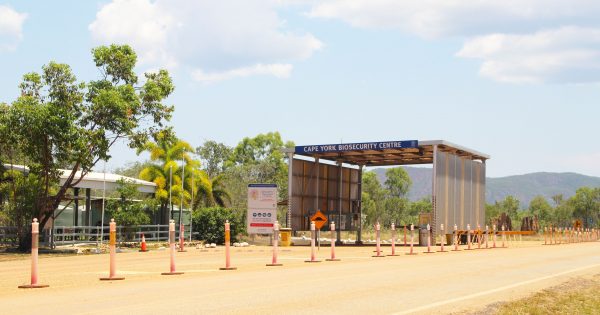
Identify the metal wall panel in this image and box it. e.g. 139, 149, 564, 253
434, 150, 486, 233
291, 158, 359, 231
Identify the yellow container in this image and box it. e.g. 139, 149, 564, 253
279, 228, 292, 246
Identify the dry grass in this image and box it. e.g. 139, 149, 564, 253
475, 275, 600, 315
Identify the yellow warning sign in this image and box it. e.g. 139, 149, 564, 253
311, 210, 328, 230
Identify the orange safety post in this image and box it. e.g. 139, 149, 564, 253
18, 218, 49, 289
372, 222, 384, 257
543, 227, 547, 245
267, 221, 283, 266
477, 224, 482, 249
485, 225, 489, 249
452, 224, 460, 251
326, 221, 341, 261
388, 223, 399, 256
501, 225, 507, 248
438, 224, 447, 252
424, 224, 435, 254
162, 219, 184, 275
406, 224, 418, 255
465, 224, 475, 250
305, 221, 321, 263
219, 220, 237, 270
492, 224, 497, 248
100, 219, 125, 280
178, 223, 187, 252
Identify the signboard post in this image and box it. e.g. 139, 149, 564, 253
247, 184, 278, 234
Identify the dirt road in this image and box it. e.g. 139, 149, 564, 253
2, 241, 599, 314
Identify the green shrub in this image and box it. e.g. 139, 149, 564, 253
192, 207, 245, 244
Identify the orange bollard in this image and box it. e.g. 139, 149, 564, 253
483, 225, 490, 249
465, 224, 475, 250
406, 224, 418, 255
403, 225, 407, 247
19, 218, 49, 289
178, 224, 187, 252
139, 233, 149, 252
424, 224, 435, 254
100, 219, 125, 280
452, 224, 460, 251
162, 220, 184, 275
501, 225, 507, 248
477, 224, 482, 249
220, 220, 237, 270
326, 221, 341, 261
388, 223, 399, 256
543, 227, 547, 245
372, 222, 385, 257
305, 221, 321, 263
267, 221, 283, 266
492, 224, 497, 248
438, 224, 447, 252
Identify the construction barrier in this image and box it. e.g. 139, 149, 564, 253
139, 233, 149, 252
18, 218, 49, 289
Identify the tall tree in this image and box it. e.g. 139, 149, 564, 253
529, 195, 552, 225
568, 187, 600, 228
384, 167, 412, 198
138, 132, 199, 224
196, 140, 232, 178
2, 44, 174, 249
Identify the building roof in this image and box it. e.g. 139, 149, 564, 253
2, 164, 156, 194
285, 140, 490, 167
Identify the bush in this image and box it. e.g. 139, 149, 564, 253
192, 207, 245, 244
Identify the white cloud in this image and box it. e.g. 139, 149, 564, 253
0, 5, 27, 52
89, 0, 321, 82
192, 63, 293, 83
308, 0, 600, 84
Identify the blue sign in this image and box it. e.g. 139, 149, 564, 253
295, 140, 418, 154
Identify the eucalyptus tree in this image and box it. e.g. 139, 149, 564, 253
1, 44, 174, 248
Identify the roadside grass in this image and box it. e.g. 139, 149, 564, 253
479, 274, 600, 315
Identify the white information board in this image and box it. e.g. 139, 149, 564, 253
247, 184, 277, 234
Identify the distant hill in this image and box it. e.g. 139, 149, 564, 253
371, 167, 600, 207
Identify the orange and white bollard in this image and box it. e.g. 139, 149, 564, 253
403, 225, 407, 247
19, 218, 49, 289
485, 225, 489, 249
139, 233, 149, 252
178, 223, 186, 252
373, 222, 384, 257
388, 223, 399, 256
477, 224, 482, 249
439, 224, 447, 252
424, 224, 435, 254
406, 224, 417, 255
220, 220, 237, 270
162, 219, 184, 275
466, 224, 474, 250
501, 225, 507, 248
305, 221, 321, 263
452, 224, 460, 251
267, 221, 283, 266
326, 221, 341, 261
543, 227, 547, 245
492, 224, 497, 248
100, 219, 125, 280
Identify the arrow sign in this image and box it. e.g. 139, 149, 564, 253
311, 210, 328, 230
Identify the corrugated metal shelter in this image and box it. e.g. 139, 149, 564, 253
282, 140, 490, 243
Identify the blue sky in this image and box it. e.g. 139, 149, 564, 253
1, 1, 599, 177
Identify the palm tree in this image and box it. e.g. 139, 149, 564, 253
138, 132, 201, 224
194, 171, 231, 208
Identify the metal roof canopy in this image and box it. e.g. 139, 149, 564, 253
285, 140, 489, 166
282, 140, 490, 244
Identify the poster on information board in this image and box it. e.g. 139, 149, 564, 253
247, 184, 277, 234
